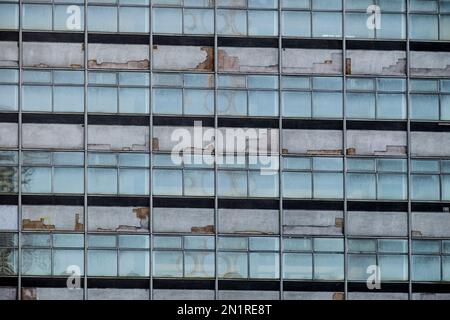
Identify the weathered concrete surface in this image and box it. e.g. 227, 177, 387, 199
410, 51, 450, 77
88, 44, 149, 70
413, 293, 450, 300
412, 212, 450, 238
219, 47, 278, 73
282, 49, 342, 74
0, 123, 18, 149
153, 126, 214, 152
218, 209, 279, 234
0, 42, 18, 67
348, 292, 408, 300
411, 132, 450, 157
283, 210, 343, 236
347, 211, 408, 237
88, 206, 149, 232
283, 129, 343, 155
347, 130, 407, 156
23, 42, 84, 68
22, 124, 84, 150
153, 208, 214, 234
0, 287, 16, 300
0, 206, 17, 231
284, 292, 344, 300
88, 125, 150, 151
153, 290, 214, 300
218, 290, 279, 300
346, 50, 406, 75
22, 288, 83, 300
88, 289, 149, 300
153, 45, 213, 71
22, 206, 84, 231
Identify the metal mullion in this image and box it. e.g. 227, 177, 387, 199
406, 0, 413, 301
213, 0, 219, 299
342, 0, 348, 300
277, 0, 283, 300
17, 0, 23, 301
149, 0, 153, 300
83, 0, 88, 301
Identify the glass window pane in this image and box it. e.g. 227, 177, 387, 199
283, 172, 311, 198
348, 254, 376, 281
218, 171, 247, 197
410, 94, 439, 120
377, 174, 407, 200
282, 92, 311, 118
248, 91, 278, 116
119, 251, 149, 277
347, 173, 376, 200
153, 89, 182, 115
23, 86, 52, 112
282, 11, 311, 37
218, 252, 248, 279
54, 86, 84, 113
347, 93, 376, 119
88, 168, 118, 194
410, 14, 438, 40
379, 239, 408, 253
153, 169, 182, 195
313, 172, 343, 199
377, 94, 406, 119
119, 88, 149, 114
346, 13, 374, 39
22, 167, 51, 193
249, 172, 279, 197
153, 8, 182, 34
184, 252, 215, 278
0, 85, 18, 111
53, 234, 84, 248
184, 9, 214, 34
23, 4, 52, 30
248, 10, 278, 36
88, 6, 118, 32
218, 90, 247, 116
218, 237, 248, 250
88, 250, 117, 276
184, 170, 214, 196
284, 238, 312, 251
314, 238, 344, 252
441, 95, 450, 120
88, 235, 116, 248
119, 7, 149, 33
88, 87, 118, 113
412, 240, 441, 254
378, 14, 406, 39
412, 255, 441, 281
348, 239, 376, 253
313, 92, 343, 118
379, 255, 408, 281
153, 236, 182, 249
249, 252, 279, 279
442, 175, 450, 201
283, 253, 312, 280
314, 254, 344, 280
0, 249, 17, 275
249, 237, 279, 251
54, 168, 84, 194
184, 89, 214, 115
0, 4, 18, 29
53, 250, 84, 276
153, 251, 183, 277
411, 175, 440, 201
54, 5, 85, 31
119, 168, 149, 195
312, 12, 342, 38
22, 249, 51, 275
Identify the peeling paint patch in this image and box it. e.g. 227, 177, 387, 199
88, 206, 149, 232
283, 210, 343, 236
282, 49, 342, 74
153, 45, 214, 71
347, 130, 407, 156
22, 206, 84, 231
283, 130, 343, 155
218, 47, 278, 73
153, 208, 214, 234
88, 44, 150, 70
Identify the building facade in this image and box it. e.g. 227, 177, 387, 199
1, 0, 450, 300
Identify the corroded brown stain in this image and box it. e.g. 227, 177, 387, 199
22, 218, 55, 230
191, 225, 215, 234
195, 47, 214, 71
218, 49, 240, 71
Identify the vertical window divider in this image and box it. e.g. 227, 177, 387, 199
278, 0, 284, 300
149, 0, 154, 301
17, 0, 23, 301
83, 0, 88, 301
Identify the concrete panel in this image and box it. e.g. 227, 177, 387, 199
22, 124, 84, 150
88, 206, 149, 232
88, 125, 149, 151
88, 44, 149, 70
0, 287, 17, 300
218, 209, 279, 234
282, 49, 342, 74
347, 130, 407, 156
22, 288, 83, 300
217, 127, 279, 155
347, 211, 408, 237
0, 205, 17, 231
0, 123, 18, 149
218, 290, 279, 300
218, 47, 278, 73
22, 206, 84, 231
413, 293, 450, 300
23, 42, 84, 68
283, 291, 344, 300
153, 45, 213, 71
282, 129, 342, 155
153, 208, 214, 234
412, 212, 450, 238
411, 132, 450, 157
346, 50, 406, 76
88, 289, 149, 300
0, 41, 18, 67
153, 126, 214, 152
348, 292, 408, 300
283, 210, 343, 236
153, 289, 214, 300
410, 51, 450, 77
